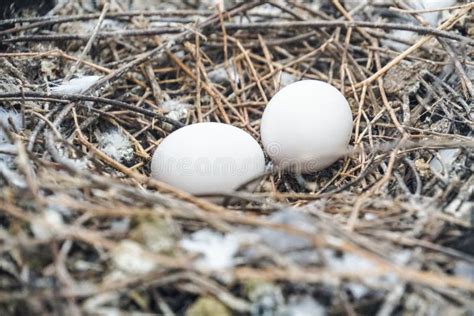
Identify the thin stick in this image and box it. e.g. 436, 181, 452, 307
64, 3, 109, 81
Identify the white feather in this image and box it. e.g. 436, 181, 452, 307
0, 109, 23, 165
161, 99, 192, 121
454, 261, 474, 282
111, 240, 157, 275
30, 209, 64, 241
96, 129, 134, 163
284, 296, 326, 316
208, 64, 240, 84
51, 75, 101, 94
430, 148, 460, 174
278, 72, 297, 88
0, 109, 22, 143
383, 0, 458, 51
384, 29, 419, 51
180, 229, 249, 271
411, 0, 458, 26
0, 161, 26, 187
256, 209, 316, 252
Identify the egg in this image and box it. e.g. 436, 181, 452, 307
260, 80, 353, 173
151, 122, 265, 195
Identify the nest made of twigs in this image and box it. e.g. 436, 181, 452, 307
0, 1, 473, 315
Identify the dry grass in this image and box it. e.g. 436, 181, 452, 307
0, 0, 473, 315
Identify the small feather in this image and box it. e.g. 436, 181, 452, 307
96, 129, 134, 163
51, 75, 101, 94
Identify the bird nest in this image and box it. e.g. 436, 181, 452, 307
0, 0, 473, 315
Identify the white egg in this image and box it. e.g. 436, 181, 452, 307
260, 80, 352, 173
151, 122, 265, 195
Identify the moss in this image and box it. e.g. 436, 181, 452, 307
129, 216, 180, 254
186, 297, 230, 316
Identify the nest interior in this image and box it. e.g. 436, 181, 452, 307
0, 0, 473, 315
